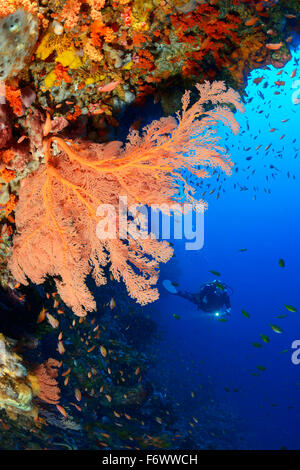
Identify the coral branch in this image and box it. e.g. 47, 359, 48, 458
9, 82, 244, 316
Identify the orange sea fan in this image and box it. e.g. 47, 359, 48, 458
34, 358, 60, 405
9, 82, 244, 316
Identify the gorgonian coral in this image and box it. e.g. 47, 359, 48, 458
9, 82, 244, 316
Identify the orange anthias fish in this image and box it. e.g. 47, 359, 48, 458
75, 388, 82, 402
100, 345, 107, 358
245, 17, 258, 27
61, 368, 71, 377
98, 80, 120, 93
57, 341, 65, 355
56, 405, 68, 418
37, 307, 47, 324
291, 69, 297, 79
43, 112, 52, 136
253, 76, 263, 85
46, 313, 59, 329
109, 297, 116, 310
266, 43, 283, 51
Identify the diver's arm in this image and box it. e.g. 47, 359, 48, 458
177, 291, 199, 306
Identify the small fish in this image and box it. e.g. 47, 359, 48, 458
291, 69, 297, 79
245, 17, 259, 27
57, 341, 65, 354
270, 324, 283, 334
266, 43, 283, 51
61, 368, 71, 377
56, 405, 68, 418
256, 365, 266, 371
17, 135, 28, 144
100, 345, 107, 357
215, 282, 225, 291
173, 314, 180, 320
75, 388, 82, 402
284, 305, 297, 313
242, 309, 250, 318
91, 108, 105, 116
43, 112, 52, 136
209, 270, 221, 277
37, 307, 47, 324
279, 258, 285, 268
109, 297, 116, 310
46, 313, 59, 329
253, 76, 263, 85
238, 248, 247, 252
275, 314, 287, 319
252, 342, 262, 348
71, 403, 82, 412
260, 334, 270, 343
98, 80, 120, 93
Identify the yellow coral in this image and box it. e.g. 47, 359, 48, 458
36, 32, 55, 60
44, 69, 57, 89
36, 31, 75, 61
122, 60, 133, 70
55, 47, 83, 69
131, 0, 158, 31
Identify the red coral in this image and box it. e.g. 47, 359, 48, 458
5, 194, 18, 218
171, 4, 242, 76
5, 85, 24, 117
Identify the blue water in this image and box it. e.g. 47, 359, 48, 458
144, 46, 300, 450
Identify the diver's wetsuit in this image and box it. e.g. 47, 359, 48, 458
177, 282, 231, 313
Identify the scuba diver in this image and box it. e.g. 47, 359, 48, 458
163, 279, 232, 319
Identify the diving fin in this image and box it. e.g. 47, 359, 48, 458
162, 280, 179, 294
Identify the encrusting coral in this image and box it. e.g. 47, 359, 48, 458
9, 82, 244, 316
0, 333, 39, 419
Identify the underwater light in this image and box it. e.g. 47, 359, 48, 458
215, 312, 220, 317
